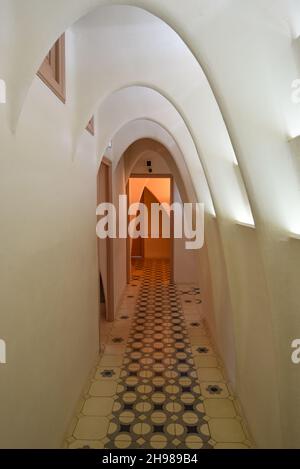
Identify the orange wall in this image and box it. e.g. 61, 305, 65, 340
129, 177, 171, 259
143, 187, 171, 259
129, 177, 171, 206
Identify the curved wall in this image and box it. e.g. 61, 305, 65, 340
1, 0, 300, 448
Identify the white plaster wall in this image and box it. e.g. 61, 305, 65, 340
0, 77, 100, 448
130, 151, 170, 176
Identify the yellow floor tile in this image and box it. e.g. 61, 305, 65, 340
82, 397, 114, 416
209, 418, 246, 443
204, 399, 236, 418
89, 380, 118, 397
73, 416, 109, 440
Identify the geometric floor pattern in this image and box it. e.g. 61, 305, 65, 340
105, 260, 213, 449
65, 260, 253, 449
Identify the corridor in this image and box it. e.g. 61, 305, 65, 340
2, 0, 300, 451
65, 261, 252, 449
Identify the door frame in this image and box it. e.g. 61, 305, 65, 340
127, 174, 174, 283
97, 156, 115, 322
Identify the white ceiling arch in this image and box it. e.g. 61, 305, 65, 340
1, 0, 238, 132
2, 2, 258, 228
2, 0, 300, 232
116, 136, 193, 207
95, 87, 215, 215
94, 83, 253, 224
107, 118, 211, 213
5, 3, 255, 226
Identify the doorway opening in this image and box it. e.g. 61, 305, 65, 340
127, 175, 174, 283
97, 157, 115, 352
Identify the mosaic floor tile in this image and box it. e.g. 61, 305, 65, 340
200, 382, 229, 399
66, 260, 252, 450
105, 260, 213, 450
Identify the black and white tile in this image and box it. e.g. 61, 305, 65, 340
66, 260, 252, 450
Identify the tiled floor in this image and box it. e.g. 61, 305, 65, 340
65, 260, 253, 449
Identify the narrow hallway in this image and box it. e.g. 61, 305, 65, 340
65, 260, 252, 450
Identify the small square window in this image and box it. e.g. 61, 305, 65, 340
37, 34, 66, 103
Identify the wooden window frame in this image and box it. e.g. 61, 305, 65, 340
86, 116, 95, 135
37, 34, 66, 103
